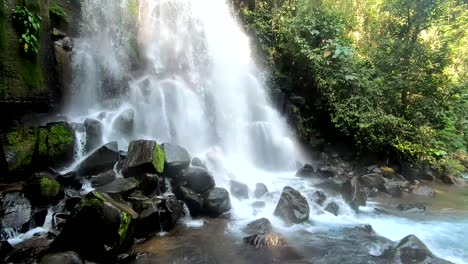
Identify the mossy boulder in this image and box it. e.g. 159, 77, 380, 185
77, 142, 119, 176
122, 140, 165, 178
49, 192, 134, 262
24, 174, 63, 205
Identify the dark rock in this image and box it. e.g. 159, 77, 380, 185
174, 167, 215, 194
367, 164, 382, 173
317, 166, 335, 178
412, 185, 435, 197
324, 202, 340, 216
135, 196, 183, 237
383, 180, 402, 197
127, 191, 151, 213
384, 235, 453, 264
64, 189, 82, 211
229, 180, 249, 200
96, 177, 139, 196
77, 142, 119, 176
5, 237, 51, 264
40, 251, 82, 264
341, 177, 366, 210
290, 95, 306, 107
397, 203, 426, 214
49, 192, 134, 262
274, 186, 310, 225
30, 208, 48, 228
359, 173, 386, 189
176, 186, 204, 215
24, 175, 62, 205
312, 191, 327, 206
162, 143, 191, 176
243, 218, 272, 235
191, 157, 207, 170
202, 187, 231, 216
122, 140, 165, 177
243, 232, 287, 248
56, 171, 82, 190
295, 164, 314, 178
91, 170, 117, 187
113, 109, 135, 137
254, 183, 268, 198
139, 173, 162, 196
0, 241, 13, 261
53, 213, 70, 230
1, 192, 31, 229
84, 118, 103, 152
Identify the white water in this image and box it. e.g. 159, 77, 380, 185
6, 209, 53, 246
64, 0, 468, 263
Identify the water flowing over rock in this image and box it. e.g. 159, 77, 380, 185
274, 186, 310, 225
112, 109, 135, 137
384, 235, 453, 264
243, 218, 273, 235
254, 183, 268, 198
84, 118, 103, 152
324, 202, 340, 216
341, 177, 366, 210
243, 233, 287, 248
1, 192, 31, 229
311, 190, 327, 206
295, 163, 314, 178
229, 180, 249, 200
77, 142, 119, 176
135, 196, 183, 236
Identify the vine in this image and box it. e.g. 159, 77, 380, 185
11, 5, 41, 55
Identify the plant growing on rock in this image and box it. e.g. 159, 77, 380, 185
11, 5, 41, 55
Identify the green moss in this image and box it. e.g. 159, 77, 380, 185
38, 127, 48, 158
49, 3, 69, 23
126, 0, 139, 17
47, 123, 74, 158
5, 127, 37, 171
79, 191, 106, 210
118, 211, 131, 245
18, 58, 45, 92
152, 143, 165, 174
39, 177, 61, 197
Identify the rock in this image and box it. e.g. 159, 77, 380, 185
341, 177, 366, 210
30, 208, 48, 228
397, 203, 426, 213
367, 164, 382, 173
311, 190, 327, 206
139, 173, 162, 196
91, 170, 117, 187
274, 186, 310, 225
84, 118, 103, 152
385, 235, 453, 264
317, 166, 335, 178
324, 202, 340, 216
295, 164, 314, 178
49, 192, 134, 262
229, 180, 249, 200
5, 237, 51, 263
381, 166, 396, 176
1, 192, 31, 229
254, 183, 268, 198
64, 190, 82, 212
112, 109, 135, 136
24, 175, 62, 205
202, 187, 231, 216
51, 28, 67, 41
127, 191, 151, 213
174, 167, 215, 194
176, 186, 204, 215
383, 180, 402, 197
56, 171, 82, 190
243, 232, 287, 248
0, 241, 13, 261
135, 196, 183, 237
290, 95, 306, 107
162, 143, 191, 176
252, 201, 266, 208
40, 251, 82, 264
122, 140, 165, 177
359, 173, 385, 189
77, 142, 119, 176
95, 177, 139, 196
191, 157, 207, 170
243, 218, 272, 235
412, 185, 435, 197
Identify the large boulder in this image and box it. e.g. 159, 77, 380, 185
295, 164, 314, 178
91, 170, 117, 187
229, 180, 249, 200
202, 187, 231, 216
324, 202, 340, 216
95, 177, 139, 196
191, 157, 207, 170
49, 192, 134, 262
384, 235, 453, 264
24, 175, 62, 205
254, 183, 268, 199
359, 173, 386, 189
122, 140, 165, 177
77, 142, 119, 176
383, 180, 402, 197
274, 186, 310, 225
134, 196, 183, 237
1, 192, 31, 229
84, 118, 103, 152
341, 177, 366, 211
40, 251, 82, 264
112, 109, 135, 137
174, 167, 215, 194
162, 143, 190, 176
243, 218, 272, 235
243, 232, 287, 248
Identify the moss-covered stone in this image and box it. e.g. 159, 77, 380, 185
5, 127, 37, 172
39, 176, 61, 198
152, 143, 165, 174
47, 122, 75, 159
118, 211, 131, 245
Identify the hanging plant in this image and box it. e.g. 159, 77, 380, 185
12, 5, 41, 55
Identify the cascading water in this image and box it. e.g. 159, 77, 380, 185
64, 0, 468, 263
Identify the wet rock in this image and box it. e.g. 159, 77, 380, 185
24, 175, 62, 205
203, 187, 231, 216
176, 186, 204, 215
54, 213, 71, 230
84, 118, 103, 152
191, 157, 207, 170
359, 173, 385, 189
138, 173, 162, 196
412, 185, 435, 197
324, 202, 340, 216
290, 95, 306, 107
317, 166, 335, 178
77, 142, 120, 176
381, 166, 396, 176
162, 143, 191, 176
384, 235, 453, 264
243, 232, 287, 248
229, 180, 249, 200
383, 180, 402, 197
243, 218, 272, 235
56, 171, 82, 190
174, 167, 215, 194
95, 177, 139, 196
311, 190, 327, 206
40, 251, 82, 264
122, 140, 165, 177
113, 109, 135, 137
30, 208, 48, 228
252, 201, 266, 208
274, 186, 310, 225
135, 196, 183, 237
64, 189, 82, 211
5, 237, 51, 264
49, 192, 134, 262
1, 192, 31, 229
295, 163, 314, 178
397, 203, 426, 214
127, 191, 151, 213
367, 164, 382, 173
254, 183, 268, 198
91, 170, 117, 187
341, 177, 366, 210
